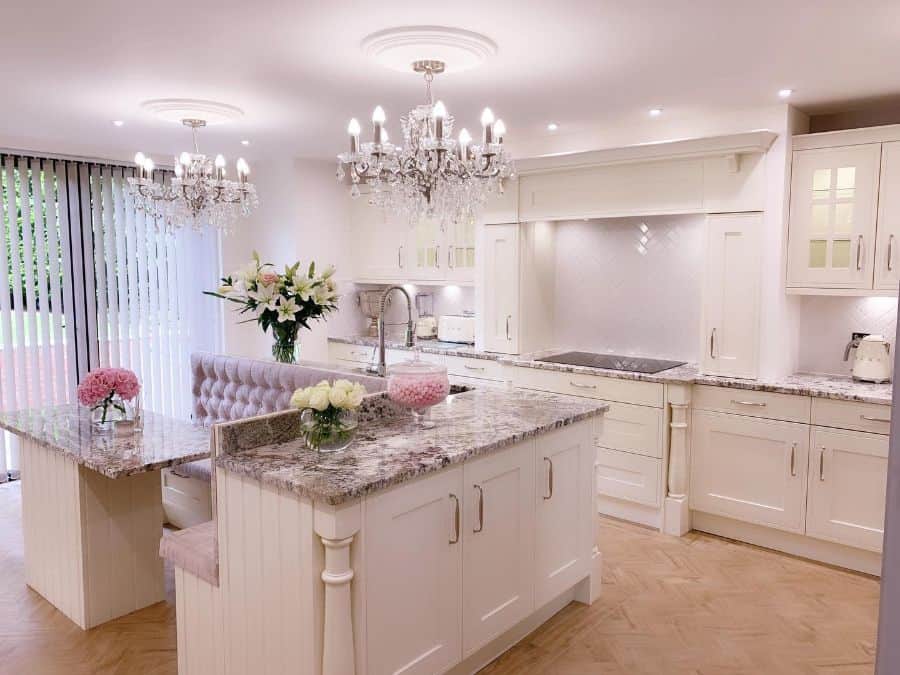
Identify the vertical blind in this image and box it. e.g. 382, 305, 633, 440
0, 152, 223, 477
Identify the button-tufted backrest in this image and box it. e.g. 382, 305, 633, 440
191, 352, 387, 427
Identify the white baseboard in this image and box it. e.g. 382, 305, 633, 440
597, 495, 662, 530
692, 511, 882, 576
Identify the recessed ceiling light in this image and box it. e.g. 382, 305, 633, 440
648, 108, 663, 117
112, 120, 124, 127
778, 88, 793, 99
241, 139, 250, 146
547, 122, 559, 131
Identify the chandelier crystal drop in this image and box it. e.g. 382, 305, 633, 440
126, 119, 258, 233
336, 60, 514, 227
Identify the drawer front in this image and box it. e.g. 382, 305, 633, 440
811, 397, 892, 434
595, 401, 664, 459
692, 384, 810, 423
443, 355, 505, 381
595, 448, 661, 507
329, 342, 376, 364
512, 366, 663, 408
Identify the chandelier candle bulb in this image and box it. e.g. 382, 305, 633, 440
481, 107, 495, 145
459, 128, 471, 160
347, 118, 361, 153
214, 154, 226, 180
432, 100, 447, 140
134, 152, 146, 178
143, 158, 154, 178
372, 105, 386, 145
494, 118, 506, 143
174, 163, 183, 178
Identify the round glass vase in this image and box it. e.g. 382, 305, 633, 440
386, 357, 450, 430
90, 394, 130, 433
300, 408, 359, 453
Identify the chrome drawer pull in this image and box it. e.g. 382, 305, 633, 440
709, 328, 717, 359
474, 484, 484, 533
449, 494, 460, 544
398, 245, 404, 269
819, 447, 826, 482
860, 414, 891, 423
435, 245, 440, 269
789, 442, 797, 477
506, 315, 512, 341
569, 381, 598, 390
889, 234, 895, 272
857, 235, 864, 271
730, 399, 767, 407
543, 457, 554, 500
463, 364, 485, 372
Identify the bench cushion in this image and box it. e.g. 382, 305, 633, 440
170, 458, 213, 482
159, 520, 218, 586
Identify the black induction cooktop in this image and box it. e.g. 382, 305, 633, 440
536, 351, 686, 374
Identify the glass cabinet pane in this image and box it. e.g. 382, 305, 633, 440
809, 240, 827, 268
831, 239, 851, 268
812, 168, 832, 198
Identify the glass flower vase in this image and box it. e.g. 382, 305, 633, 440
272, 325, 300, 364
300, 408, 358, 453
91, 394, 130, 433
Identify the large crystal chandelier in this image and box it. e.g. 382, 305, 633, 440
126, 118, 258, 232
336, 59, 514, 227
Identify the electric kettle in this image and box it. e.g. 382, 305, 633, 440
849, 334, 892, 383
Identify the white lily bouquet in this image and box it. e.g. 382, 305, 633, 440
290, 379, 367, 452
205, 252, 339, 363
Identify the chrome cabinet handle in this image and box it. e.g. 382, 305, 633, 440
449, 493, 460, 544
857, 235, 864, 271
569, 380, 598, 390
543, 457, 554, 500
819, 447, 826, 482
398, 245, 403, 269
448, 247, 453, 269
789, 442, 796, 477
731, 399, 767, 407
435, 245, 440, 268
473, 485, 484, 533
463, 364, 485, 372
709, 328, 717, 359
889, 234, 895, 272
861, 414, 891, 423
506, 315, 512, 341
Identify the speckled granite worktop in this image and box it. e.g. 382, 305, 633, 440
216, 387, 608, 505
0, 405, 210, 478
329, 335, 499, 361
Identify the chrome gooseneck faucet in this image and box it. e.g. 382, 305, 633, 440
371, 285, 415, 377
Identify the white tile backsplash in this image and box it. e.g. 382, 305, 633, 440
796, 295, 898, 375
552, 215, 705, 361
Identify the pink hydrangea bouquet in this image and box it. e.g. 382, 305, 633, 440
77, 367, 141, 424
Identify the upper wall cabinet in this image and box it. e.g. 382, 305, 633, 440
787, 144, 881, 290
787, 125, 900, 295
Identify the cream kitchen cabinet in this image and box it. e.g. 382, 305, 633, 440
787, 144, 881, 290
350, 198, 409, 283
445, 216, 477, 284
699, 213, 762, 379
806, 427, 889, 553
691, 410, 810, 533
462, 443, 535, 656
482, 223, 521, 353
875, 141, 900, 291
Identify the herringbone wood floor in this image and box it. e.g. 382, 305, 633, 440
0, 481, 880, 674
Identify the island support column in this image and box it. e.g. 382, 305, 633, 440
663, 384, 692, 536
314, 500, 362, 675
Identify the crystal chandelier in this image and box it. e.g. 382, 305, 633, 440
336, 60, 514, 227
127, 118, 258, 232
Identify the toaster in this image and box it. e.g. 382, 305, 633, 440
438, 315, 475, 344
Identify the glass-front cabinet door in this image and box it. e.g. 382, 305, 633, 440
406, 217, 444, 281
787, 144, 881, 289
446, 216, 476, 283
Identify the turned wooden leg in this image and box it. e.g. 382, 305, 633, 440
664, 385, 692, 536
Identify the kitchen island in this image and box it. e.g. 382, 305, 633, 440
0, 406, 210, 629
163, 386, 608, 675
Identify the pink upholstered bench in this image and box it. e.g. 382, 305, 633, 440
159, 520, 218, 587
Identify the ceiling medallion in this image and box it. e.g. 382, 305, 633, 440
127, 101, 257, 233
360, 26, 498, 74
337, 44, 513, 228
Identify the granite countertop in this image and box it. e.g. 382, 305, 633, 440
216, 387, 608, 506
329, 335, 499, 361
0, 405, 211, 478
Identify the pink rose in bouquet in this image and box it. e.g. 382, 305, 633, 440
77, 367, 141, 408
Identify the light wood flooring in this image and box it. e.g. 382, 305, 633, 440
0, 481, 880, 674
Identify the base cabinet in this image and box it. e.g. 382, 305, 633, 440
691, 410, 810, 533
806, 427, 889, 553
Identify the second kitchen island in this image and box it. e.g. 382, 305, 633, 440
163, 385, 607, 675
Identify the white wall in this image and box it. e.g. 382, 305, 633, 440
551, 216, 704, 362
220, 157, 356, 362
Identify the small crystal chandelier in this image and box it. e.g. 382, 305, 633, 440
336, 59, 514, 227
127, 118, 258, 233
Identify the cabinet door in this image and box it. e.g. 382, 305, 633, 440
365, 467, 463, 675
807, 427, 888, 553
351, 199, 408, 282
534, 424, 593, 608
462, 443, 535, 657
787, 144, 881, 289
700, 213, 761, 379
405, 216, 445, 282
875, 141, 900, 291
482, 223, 520, 354
446, 216, 477, 284
690, 411, 809, 533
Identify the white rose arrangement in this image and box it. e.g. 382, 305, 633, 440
290, 379, 367, 450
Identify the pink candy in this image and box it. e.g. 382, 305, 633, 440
388, 373, 450, 410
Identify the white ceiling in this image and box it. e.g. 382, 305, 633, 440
3, 0, 900, 163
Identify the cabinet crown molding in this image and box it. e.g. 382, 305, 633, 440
793, 123, 900, 151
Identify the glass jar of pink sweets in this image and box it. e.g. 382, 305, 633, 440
387, 357, 450, 429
